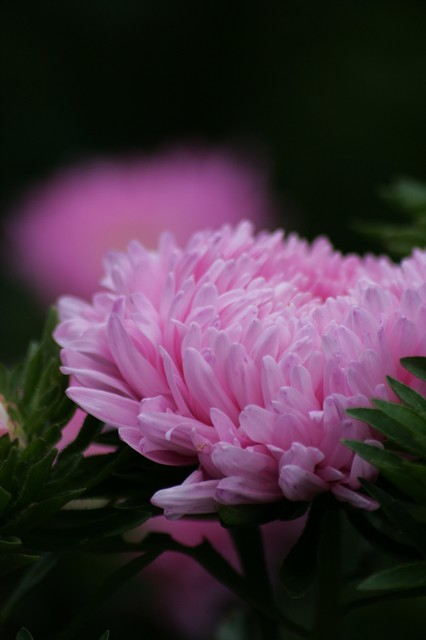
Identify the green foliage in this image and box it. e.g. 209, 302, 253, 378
0, 308, 197, 634
358, 561, 426, 593
358, 178, 426, 257
345, 356, 426, 595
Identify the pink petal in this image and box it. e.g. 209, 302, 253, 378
67, 387, 139, 429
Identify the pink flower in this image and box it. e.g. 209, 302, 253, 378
6, 149, 273, 302
54, 222, 425, 518
0, 397, 14, 439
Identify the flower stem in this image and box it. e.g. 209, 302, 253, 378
312, 502, 341, 640
85, 532, 308, 637
230, 526, 280, 640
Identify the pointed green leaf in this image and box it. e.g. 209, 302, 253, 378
373, 399, 426, 456
15, 450, 57, 508
46, 453, 84, 494
21, 438, 49, 463
21, 341, 43, 407
46, 508, 151, 544
361, 480, 426, 557
382, 178, 426, 213
4, 489, 86, 534
401, 356, 426, 382
0, 486, 12, 516
346, 407, 421, 457
39, 425, 63, 448
0, 553, 40, 577
15, 629, 34, 640
0, 446, 19, 492
345, 440, 426, 504
98, 632, 110, 640
358, 561, 426, 592
0, 536, 22, 552
386, 376, 426, 417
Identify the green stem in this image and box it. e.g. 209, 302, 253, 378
230, 526, 280, 640
86, 533, 308, 638
312, 503, 341, 640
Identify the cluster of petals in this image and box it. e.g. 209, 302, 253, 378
54, 222, 426, 518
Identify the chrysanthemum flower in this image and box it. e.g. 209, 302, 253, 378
6, 149, 273, 302
54, 223, 425, 518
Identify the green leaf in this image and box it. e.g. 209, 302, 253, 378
15, 450, 57, 508
345, 508, 419, 561
0, 485, 12, 516
346, 407, 422, 458
361, 480, 426, 557
21, 341, 43, 407
44, 508, 151, 545
45, 453, 84, 494
0, 445, 19, 492
373, 399, 426, 456
4, 489, 86, 534
20, 438, 48, 463
0, 553, 40, 577
98, 633, 110, 640
358, 561, 426, 592
15, 629, 34, 640
20, 307, 75, 441
382, 178, 426, 214
344, 440, 426, 504
401, 356, 426, 382
386, 376, 426, 417
0, 536, 22, 552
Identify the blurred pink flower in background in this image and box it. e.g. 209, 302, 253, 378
6, 148, 274, 302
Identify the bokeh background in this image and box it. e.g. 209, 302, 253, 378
2, 2, 426, 638
2, 0, 426, 361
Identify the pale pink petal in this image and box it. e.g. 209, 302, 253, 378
67, 387, 139, 428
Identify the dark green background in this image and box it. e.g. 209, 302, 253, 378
2, 0, 426, 359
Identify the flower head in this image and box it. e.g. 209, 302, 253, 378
54, 223, 426, 518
